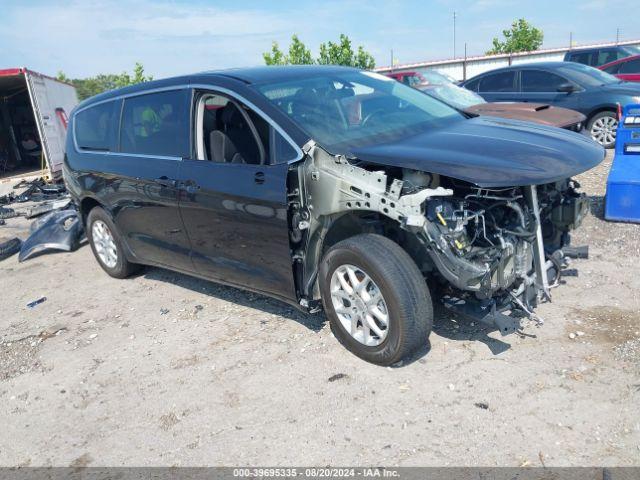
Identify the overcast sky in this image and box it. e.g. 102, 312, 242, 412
0, 0, 636, 78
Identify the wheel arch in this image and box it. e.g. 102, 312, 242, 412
302, 211, 432, 301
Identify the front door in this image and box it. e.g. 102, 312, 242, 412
519, 69, 582, 110
178, 90, 299, 301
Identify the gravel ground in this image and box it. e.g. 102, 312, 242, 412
0, 151, 639, 467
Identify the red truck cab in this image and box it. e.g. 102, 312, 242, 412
599, 54, 640, 83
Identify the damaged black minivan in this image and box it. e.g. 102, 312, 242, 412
64, 66, 604, 365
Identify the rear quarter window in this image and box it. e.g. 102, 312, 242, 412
74, 101, 119, 151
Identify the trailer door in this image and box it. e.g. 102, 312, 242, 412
25, 70, 78, 178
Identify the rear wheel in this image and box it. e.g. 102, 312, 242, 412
319, 234, 433, 366
86, 206, 139, 278
587, 111, 618, 148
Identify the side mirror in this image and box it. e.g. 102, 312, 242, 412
557, 83, 577, 93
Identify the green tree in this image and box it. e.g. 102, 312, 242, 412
486, 18, 544, 55
262, 34, 375, 69
263, 41, 287, 65
288, 34, 313, 65
57, 63, 154, 100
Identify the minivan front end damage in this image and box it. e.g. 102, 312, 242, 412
290, 141, 590, 334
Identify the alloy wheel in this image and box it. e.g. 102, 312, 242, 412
330, 264, 390, 346
590, 115, 618, 146
92, 220, 118, 268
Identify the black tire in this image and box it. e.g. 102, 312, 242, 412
587, 111, 618, 148
0, 207, 18, 220
319, 234, 433, 366
86, 206, 139, 278
0, 237, 22, 261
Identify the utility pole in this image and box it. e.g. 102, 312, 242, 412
569, 32, 573, 50
616, 27, 620, 44
390, 49, 394, 72
453, 11, 457, 58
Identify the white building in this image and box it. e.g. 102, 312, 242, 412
375, 39, 640, 81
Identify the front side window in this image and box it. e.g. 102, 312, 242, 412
478, 72, 517, 92
597, 49, 621, 66
254, 70, 462, 153
521, 70, 570, 92
120, 90, 188, 157
196, 93, 298, 165
74, 101, 119, 151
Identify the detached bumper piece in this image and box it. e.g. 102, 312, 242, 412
605, 104, 640, 223
18, 209, 84, 262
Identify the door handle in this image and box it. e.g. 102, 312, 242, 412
155, 176, 177, 188
254, 172, 265, 184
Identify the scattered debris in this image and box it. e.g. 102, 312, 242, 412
569, 332, 577, 339
24, 198, 72, 219
160, 308, 170, 315
26, 296, 47, 309
0, 206, 18, 220
474, 402, 489, 410
328, 373, 348, 382
0, 237, 22, 261
448, 383, 456, 391
39, 324, 67, 339
19, 209, 84, 262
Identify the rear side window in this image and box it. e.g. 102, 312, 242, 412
478, 71, 517, 92
74, 101, 119, 151
568, 52, 592, 65
620, 59, 640, 73
521, 70, 569, 92
120, 90, 188, 157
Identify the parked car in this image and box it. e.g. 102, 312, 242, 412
599, 54, 640, 83
564, 45, 640, 67
386, 69, 456, 87
462, 61, 640, 147
65, 66, 603, 365
418, 81, 585, 130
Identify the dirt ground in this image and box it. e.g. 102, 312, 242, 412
1, 151, 639, 467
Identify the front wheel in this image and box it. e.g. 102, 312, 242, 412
319, 234, 433, 366
587, 111, 618, 148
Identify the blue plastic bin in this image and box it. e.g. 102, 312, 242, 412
605, 104, 640, 223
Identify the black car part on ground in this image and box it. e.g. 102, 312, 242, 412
24, 198, 72, 219
0, 206, 18, 220
0, 237, 22, 261
18, 209, 84, 262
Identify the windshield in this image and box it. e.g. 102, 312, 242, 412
419, 70, 454, 85
422, 83, 485, 109
623, 46, 640, 56
558, 63, 621, 87
254, 70, 462, 152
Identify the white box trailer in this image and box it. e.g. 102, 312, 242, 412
0, 67, 79, 180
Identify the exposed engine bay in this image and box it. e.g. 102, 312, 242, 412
289, 141, 590, 334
